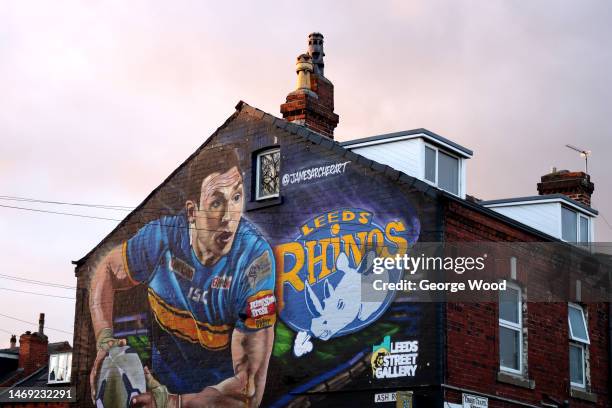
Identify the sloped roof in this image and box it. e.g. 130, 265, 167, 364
72, 101, 442, 268
0, 341, 71, 389
0, 341, 70, 355
481, 194, 598, 216
74, 101, 563, 270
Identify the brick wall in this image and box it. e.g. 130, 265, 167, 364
72, 105, 443, 406
17, 333, 48, 378
444, 200, 610, 407
70, 103, 609, 407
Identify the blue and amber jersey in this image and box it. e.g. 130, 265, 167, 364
122, 214, 276, 393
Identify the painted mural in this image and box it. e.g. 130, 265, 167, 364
86, 135, 437, 408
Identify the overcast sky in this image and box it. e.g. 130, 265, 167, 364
1, 0, 611, 344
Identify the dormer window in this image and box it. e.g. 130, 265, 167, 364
561, 206, 590, 243
424, 145, 460, 195
255, 148, 280, 200
341, 129, 472, 199
48, 352, 72, 384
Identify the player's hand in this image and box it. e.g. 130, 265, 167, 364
130, 366, 179, 408
89, 329, 127, 404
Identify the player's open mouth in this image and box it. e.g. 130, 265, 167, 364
215, 231, 233, 246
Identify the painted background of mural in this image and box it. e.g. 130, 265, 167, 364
73, 111, 442, 407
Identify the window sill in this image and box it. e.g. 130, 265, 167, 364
570, 387, 597, 403
496, 371, 535, 389
246, 196, 283, 212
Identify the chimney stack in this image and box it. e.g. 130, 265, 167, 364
280, 33, 339, 138
18, 315, 48, 376
38, 313, 45, 335
10, 334, 16, 348
537, 169, 594, 207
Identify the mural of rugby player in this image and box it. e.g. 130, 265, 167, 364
89, 147, 277, 407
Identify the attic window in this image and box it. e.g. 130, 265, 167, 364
48, 352, 72, 384
424, 145, 460, 195
561, 207, 590, 243
256, 148, 280, 200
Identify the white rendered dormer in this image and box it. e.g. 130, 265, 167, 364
481, 195, 597, 242
341, 129, 472, 198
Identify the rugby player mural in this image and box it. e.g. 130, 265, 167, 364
84, 134, 436, 407
89, 147, 276, 408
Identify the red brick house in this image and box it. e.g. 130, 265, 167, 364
0, 314, 72, 407
69, 33, 610, 407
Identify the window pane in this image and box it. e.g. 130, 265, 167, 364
500, 326, 520, 370
438, 151, 459, 195
65, 353, 72, 382
49, 355, 58, 382
57, 353, 67, 382
258, 150, 280, 199
579, 217, 589, 243
569, 306, 589, 343
424, 146, 436, 182
569, 344, 584, 385
562, 207, 577, 242
499, 287, 520, 323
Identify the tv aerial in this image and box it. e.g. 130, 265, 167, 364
565, 144, 591, 173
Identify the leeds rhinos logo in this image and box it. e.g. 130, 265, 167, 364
273, 208, 420, 357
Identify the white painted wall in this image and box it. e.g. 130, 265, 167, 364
350, 138, 423, 179
485, 200, 597, 241
485, 202, 561, 238
349, 138, 468, 199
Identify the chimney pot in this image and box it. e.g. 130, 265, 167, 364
38, 313, 45, 335
307, 32, 325, 76
294, 54, 316, 95
10, 334, 16, 348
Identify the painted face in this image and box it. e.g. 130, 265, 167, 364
188, 166, 244, 266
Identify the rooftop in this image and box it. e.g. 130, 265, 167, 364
481, 194, 598, 216
340, 128, 474, 158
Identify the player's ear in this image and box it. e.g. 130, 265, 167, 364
186, 200, 197, 224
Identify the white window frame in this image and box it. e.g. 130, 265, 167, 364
499, 282, 523, 374
568, 303, 590, 344
569, 343, 586, 388
47, 352, 72, 384
560, 206, 591, 243
579, 214, 590, 243
423, 143, 461, 196
568, 303, 589, 389
255, 148, 280, 200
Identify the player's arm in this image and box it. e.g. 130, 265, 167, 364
89, 244, 139, 401
90, 244, 138, 334
182, 326, 274, 408
131, 327, 274, 408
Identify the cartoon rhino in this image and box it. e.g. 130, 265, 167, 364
301, 251, 387, 343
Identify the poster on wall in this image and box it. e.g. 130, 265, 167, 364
86, 139, 439, 408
